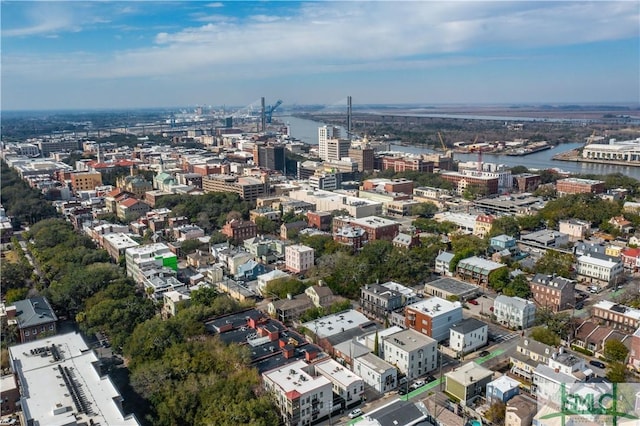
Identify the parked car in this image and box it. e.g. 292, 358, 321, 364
397, 387, 408, 395
468, 299, 479, 305
479, 350, 491, 357
410, 380, 425, 390
348, 408, 363, 419
426, 375, 436, 383
589, 360, 606, 369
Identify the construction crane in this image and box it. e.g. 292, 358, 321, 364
585, 130, 597, 145
437, 132, 447, 151
265, 99, 283, 124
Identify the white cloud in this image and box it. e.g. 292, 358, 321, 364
3, 2, 639, 85
206, 2, 224, 8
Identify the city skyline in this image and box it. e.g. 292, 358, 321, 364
2, 1, 639, 111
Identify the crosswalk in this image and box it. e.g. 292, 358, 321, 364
492, 332, 520, 343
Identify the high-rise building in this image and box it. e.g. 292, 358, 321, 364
253, 143, 286, 173
348, 147, 374, 172
324, 138, 350, 162
318, 126, 341, 160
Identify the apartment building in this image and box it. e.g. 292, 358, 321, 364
352, 353, 397, 394
576, 254, 624, 287
202, 174, 269, 202
313, 358, 364, 408
404, 297, 463, 342
125, 243, 178, 285
221, 219, 258, 244
592, 300, 640, 333
530, 274, 575, 312
332, 216, 400, 241
383, 329, 438, 380
263, 360, 333, 426
70, 171, 103, 193
285, 244, 315, 274
556, 177, 605, 196
101, 233, 139, 261
493, 295, 536, 329
360, 283, 403, 320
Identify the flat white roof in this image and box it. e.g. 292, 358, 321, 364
263, 360, 331, 395
594, 300, 640, 320
349, 216, 399, 228
355, 352, 396, 373
314, 358, 363, 387
578, 255, 620, 268
445, 362, 493, 386
125, 242, 172, 257
102, 233, 140, 249
9, 332, 139, 426
407, 296, 462, 317
301, 309, 371, 339
488, 375, 520, 393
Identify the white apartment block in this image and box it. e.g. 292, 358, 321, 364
353, 353, 398, 394
101, 233, 140, 262
263, 360, 333, 426
449, 318, 488, 355
313, 358, 364, 407
125, 243, 177, 285
288, 188, 382, 218
285, 244, 315, 274
383, 329, 438, 380
8, 332, 140, 426
494, 295, 537, 329
576, 254, 624, 286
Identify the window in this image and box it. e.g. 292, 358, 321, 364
25, 330, 30, 336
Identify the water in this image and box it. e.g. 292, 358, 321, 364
284, 115, 640, 179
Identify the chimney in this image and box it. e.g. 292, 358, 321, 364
287, 293, 293, 300
555, 368, 560, 373
6, 306, 16, 319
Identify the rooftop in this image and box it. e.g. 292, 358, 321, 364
488, 374, 521, 393
456, 256, 505, 273
425, 277, 479, 295
262, 360, 331, 397
450, 318, 488, 335
12, 296, 57, 329
446, 361, 493, 386
301, 310, 372, 339
407, 296, 462, 317
314, 358, 362, 387
385, 328, 436, 352
8, 332, 139, 426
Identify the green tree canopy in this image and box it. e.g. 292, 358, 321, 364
530, 326, 560, 347
264, 278, 307, 299
534, 250, 575, 278
604, 339, 630, 363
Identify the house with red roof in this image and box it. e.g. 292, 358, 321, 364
117, 198, 150, 221
622, 247, 640, 271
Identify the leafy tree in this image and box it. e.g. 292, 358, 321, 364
489, 216, 520, 238
489, 268, 510, 292
254, 216, 277, 234
534, 308, 573, 340
503, 274, 532, 298
374, 331, 380, 356
530, 326, 560, 346
510, 165, 529, 175
190, 286, 218, 306
411, 202, 438, 218
5, 287, 29, 303
485, 401, 506, 425
264, 278, 307, 299
0, 262, 32, 293
517, 214, 543, 231
604, 340, 629, 363
606, 361, 627, 383
180, 239, 203, 255
534, 250, 575, 278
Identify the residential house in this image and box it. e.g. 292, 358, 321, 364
267, 294, 314, 323
486, 375, 520, 403
353, 353, 398, 394
162, 290, 191, 318
628, 326, 640, 372
360, 283, 403, 320
490, 234, 517, 250
494, 295, 536, 329
285, 245, 315, 274
404, 297, 463, 342
305, 283, 336, 308
444, 362, 494, 405
609, 215, 634, 234
280, 220, 308, 240
333, 225, 368, 251
117, 198, 150, 221
505, 395, 537, 426
0, 374, 19, 416
383, 329, 438, 380
435, 251, 455, 276
533, 364, 578, 402
186, 250, 216, 269
559, 219, 591, 241
257, 269, 292, 297
392, 232, 421, 250
510, 336, 557, 381
576, 254, 624, 287
621, 248, 640, 271
4, 297, 57, 343
236, 259, 267, 280
548, 351, 586, 377
449, 318, 488, 355
313, 358, 364, 408
221, 219, 258, 244
474, 214, 495, 238
592, 300, 640, 333
530, 274, 575, 312
455, 256, 506, 287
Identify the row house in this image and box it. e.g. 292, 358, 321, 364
573, 320, 629, 356
360, 283, 402, 320
592, 300, 640, 333
530, 274, 575, 313
576, 254, 624, 287
493, 295, 536, 329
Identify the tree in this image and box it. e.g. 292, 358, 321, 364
411, 202, 438, 218
5, 287, 29, 303
374, 331, 379, 356
530, 326, 560, 347
503, 274, 532, 298
489, 216, 520, 238
606, 361, 627, 383
534, 250, 575, 278
604, 339, 629, 363
264, 278, 307, 299
254, 216, 277, 234
488, 268, 510, 292
190, 286, 218, 306
485, 401, 506, 425
180, 239, 203, 255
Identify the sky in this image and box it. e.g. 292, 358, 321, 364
1, 1, 639, 111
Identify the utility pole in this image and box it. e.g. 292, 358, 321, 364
438, 345, 444, 391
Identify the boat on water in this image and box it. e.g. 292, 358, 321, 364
505, 142, 553, 156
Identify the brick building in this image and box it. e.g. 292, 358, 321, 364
530, 274, 575, 312
556, 177, 605, 196
221, 219, 258, 244
332, 216, 400, 241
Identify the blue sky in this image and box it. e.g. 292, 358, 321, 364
2, 1, 639, 111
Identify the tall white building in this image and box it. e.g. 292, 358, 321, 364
285, 244, 315, 273
383, 329, 438, 380
318, 126, 341, 161
494, 295, 536, 329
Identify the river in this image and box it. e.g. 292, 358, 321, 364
281, 115, 640, 180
